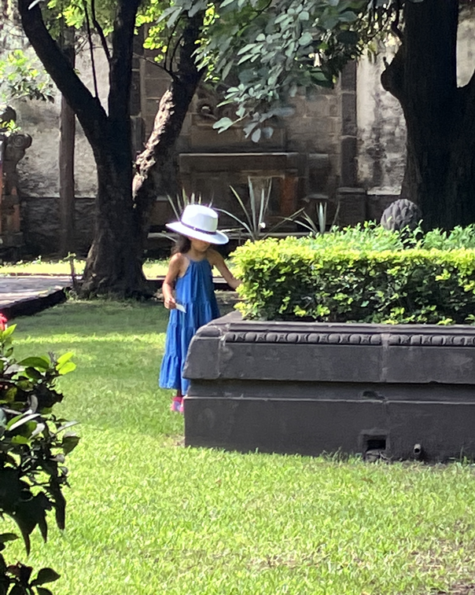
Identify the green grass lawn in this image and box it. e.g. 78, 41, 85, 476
5, 300, 475, 595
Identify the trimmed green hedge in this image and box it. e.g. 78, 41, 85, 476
233, 235, 475, 324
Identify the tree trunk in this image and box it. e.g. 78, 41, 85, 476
19, 2, 204, 295
381, 0, 475, 229
18, 0, 145, 296
79, 0, 150, 296
59, 30, 76, 257
81, 143, 145, 296
132, 14, 204, 261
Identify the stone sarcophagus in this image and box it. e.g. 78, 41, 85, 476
184, 312, 475, 462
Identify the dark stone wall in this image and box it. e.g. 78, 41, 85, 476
184, 312, 475, 462
21, 197, 95, 257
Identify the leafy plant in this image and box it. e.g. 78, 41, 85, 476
0, 50, 55, 106
423, 225, 475, 250
233, 231, 475, 324
165, 189, 205, 221
292, 199, 341, 236
0, 315, 78, 595
217, 177, 304, 242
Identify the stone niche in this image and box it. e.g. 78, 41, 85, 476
184, 312, 475, 462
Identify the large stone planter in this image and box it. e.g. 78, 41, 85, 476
184, 312, 475, 462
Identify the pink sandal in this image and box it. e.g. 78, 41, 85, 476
170, 395, 183, 413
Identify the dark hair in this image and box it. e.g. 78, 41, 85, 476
172, 234, 191, 255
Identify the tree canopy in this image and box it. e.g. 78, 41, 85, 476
179, 0, 475, 228
159, 0, 403, 140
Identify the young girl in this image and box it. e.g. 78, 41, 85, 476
159, 204, 240, 412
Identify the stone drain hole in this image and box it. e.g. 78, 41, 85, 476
362, 434, 388, 461
366, 437, 386, 451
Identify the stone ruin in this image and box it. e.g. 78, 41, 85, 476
0, 106, 31, 258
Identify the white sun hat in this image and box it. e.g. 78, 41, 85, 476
166, 204, 229, 245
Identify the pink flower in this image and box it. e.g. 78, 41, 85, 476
0, 314, 8, 331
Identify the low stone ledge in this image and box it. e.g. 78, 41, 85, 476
184, 312, 475, 461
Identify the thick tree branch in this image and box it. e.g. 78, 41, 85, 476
108, 0, 142, 124
381, 43, 405, 103
133, 12, 206, 229
83, 0, 99, 99
17, 0, 108, 147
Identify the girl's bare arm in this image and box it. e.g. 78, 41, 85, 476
208, 250, 241, 290
162, 254, 185, 309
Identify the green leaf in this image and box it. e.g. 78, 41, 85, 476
11, 435, 30, 444
56, 352, 73, 367
24, 367, 43, 381
1, 325, 16, 340
55, 420, 79, 434
57, 361, 76, 375
299, 31, 313, 46
251, 128, 261, 143
7, 413, 41, 432
31, 568, 61, 587
62, 434, 80, 455
213, 117, 234, 131
18, 356, 51, 370
0, 533, 18, 544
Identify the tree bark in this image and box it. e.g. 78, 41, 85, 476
132, 13, 205, 260
59, 30, 76, 258
81, 152, 143, 295
382, 0, 475, 229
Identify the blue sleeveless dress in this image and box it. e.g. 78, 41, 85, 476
159, 257, 220, 394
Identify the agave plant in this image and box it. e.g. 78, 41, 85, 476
166, 188, 205, 220
217, 178, 304, 242
293, 198, 341, 236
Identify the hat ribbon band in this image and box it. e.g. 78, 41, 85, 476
181, 221, 217, 236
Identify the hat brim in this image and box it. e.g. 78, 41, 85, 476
166, 221, 229, 245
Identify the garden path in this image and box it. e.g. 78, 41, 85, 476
0, 275, 70, 318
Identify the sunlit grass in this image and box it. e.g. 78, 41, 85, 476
0, 259, 170, 278
4, 300, 475, 595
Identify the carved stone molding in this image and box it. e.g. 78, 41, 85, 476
224, 330, 383, 345
388, 334, 475, 347
196, 312, 475, 348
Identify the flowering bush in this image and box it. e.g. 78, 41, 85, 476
0, 314, 78, 595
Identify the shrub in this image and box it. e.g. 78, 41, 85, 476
0, 316, 78, 595
233, 236, 475, 324
423, 224, 475, 249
